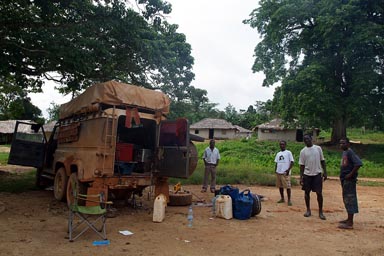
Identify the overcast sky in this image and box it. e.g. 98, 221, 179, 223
168, 0, 275, 110
30, 0, 275, 118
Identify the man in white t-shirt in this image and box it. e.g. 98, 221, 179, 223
299, 134, 327, 220
274, 140, 294, 206
201, 139, 220, 193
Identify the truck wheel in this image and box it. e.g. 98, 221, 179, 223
66, 173, 87, 207
168, 191, 193, 206
54, 167, 68, 202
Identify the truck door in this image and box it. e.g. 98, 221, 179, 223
157, 118, 191, 178
7, 121, 47, 168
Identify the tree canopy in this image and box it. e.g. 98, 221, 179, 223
1, 0, 211, 121
245, 0, 384, 142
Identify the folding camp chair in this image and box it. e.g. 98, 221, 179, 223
67, 174, 112, 242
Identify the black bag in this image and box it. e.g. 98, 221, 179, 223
250, 193, 262, 216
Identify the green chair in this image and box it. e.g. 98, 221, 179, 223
67, 174, 112, 242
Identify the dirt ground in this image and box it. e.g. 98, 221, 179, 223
0, 171, 383, 256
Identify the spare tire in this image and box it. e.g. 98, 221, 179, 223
168, 192, 193, 206
251, 193, 262, 216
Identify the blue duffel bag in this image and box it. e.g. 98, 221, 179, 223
233, 189, 253, 220
218, 185, 239, 205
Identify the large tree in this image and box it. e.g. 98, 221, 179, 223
245, 0, 384, 143
0, 0, 199, 110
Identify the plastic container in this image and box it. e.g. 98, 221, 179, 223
187, 206, 193, 227
215, 195, 233, 220
115, 143, 134, 162
153, 194, 167, 222
211, 196, 217, 216
233, 189, 253, 220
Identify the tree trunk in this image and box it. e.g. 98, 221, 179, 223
331, 118, 347, 144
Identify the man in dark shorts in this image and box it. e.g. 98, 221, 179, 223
338, 137, 363, 229
299, 135, 327, 220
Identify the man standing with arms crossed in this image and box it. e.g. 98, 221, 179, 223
274, 140, 294, 206
299, 134, 327, 220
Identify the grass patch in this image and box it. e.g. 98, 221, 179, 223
0, 170, 37, 193
358, 180, 384, 187
0, 152, 9, 165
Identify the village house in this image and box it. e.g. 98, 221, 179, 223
190, 118, 251, 140
254, 118, 303, 142
0, 120, 32, 144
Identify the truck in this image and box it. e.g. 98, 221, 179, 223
8, 80, 202, 204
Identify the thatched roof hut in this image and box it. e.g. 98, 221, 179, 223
190, 118, 250, 140
0, 120, 33, 144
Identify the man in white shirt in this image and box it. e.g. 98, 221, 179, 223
274, 140, 294, 206
299, 134, 327, 220
201, 139, 220, 193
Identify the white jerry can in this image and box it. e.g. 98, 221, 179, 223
153, 193, 167, 223
215, 195, 233, 220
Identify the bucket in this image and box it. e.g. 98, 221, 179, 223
233, 189, 253, 220
153, 194, 167, 223
215, 195, 233, 220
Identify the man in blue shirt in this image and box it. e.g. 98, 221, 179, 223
338, 137, 363, 229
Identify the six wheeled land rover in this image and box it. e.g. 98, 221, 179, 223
8, 81, 201, 203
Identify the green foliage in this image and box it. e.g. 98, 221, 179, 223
0, 82, 43, 122
0, 152, 9, 165
0, 170, 36, 193
46, 102, 60, 122
244, 0, 384, 142
0, 0, 207, 117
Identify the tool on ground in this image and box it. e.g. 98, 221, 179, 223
173, 182, 182, 194
172, 182, 205, 203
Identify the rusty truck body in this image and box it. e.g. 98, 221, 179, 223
8, 81, 201, 203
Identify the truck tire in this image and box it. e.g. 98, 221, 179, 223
168, 191, 193, 206
66, 173, 87, 207
54, 167, 68, 202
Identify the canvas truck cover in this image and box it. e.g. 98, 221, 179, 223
59, 80, 171, 119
